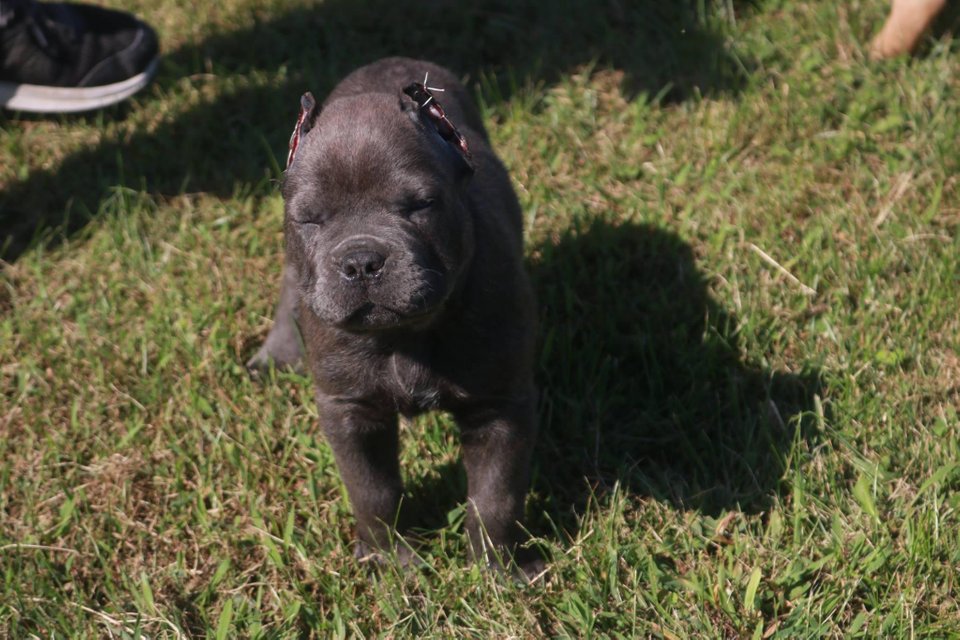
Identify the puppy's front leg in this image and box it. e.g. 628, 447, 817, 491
318, 397, 403, 557
456, 398, 537, 570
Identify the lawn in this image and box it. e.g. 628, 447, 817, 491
2, 0, 959, 637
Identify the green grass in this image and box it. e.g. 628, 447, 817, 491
2, 0, 960, 636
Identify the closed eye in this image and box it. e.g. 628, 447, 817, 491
404, 198, 435, 214
293, 210, 328, 226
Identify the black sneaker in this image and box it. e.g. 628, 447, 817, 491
0, 0, 159, 113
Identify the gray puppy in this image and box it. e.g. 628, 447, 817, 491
250, 58, 538, 573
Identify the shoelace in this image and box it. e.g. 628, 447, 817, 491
0, 0, 73, 59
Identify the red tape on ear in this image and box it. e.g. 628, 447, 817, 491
286, 105, 307, 169
286, 92, 316, 169
403, 82, 471, 159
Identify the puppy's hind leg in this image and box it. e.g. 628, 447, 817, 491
247, 261, 305, 375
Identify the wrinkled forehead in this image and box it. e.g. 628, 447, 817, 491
286, 94, 451, 206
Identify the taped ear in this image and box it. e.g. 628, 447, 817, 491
402, 81, 474, 174
286, 92, 320, 169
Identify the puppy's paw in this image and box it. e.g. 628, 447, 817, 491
354, 539, 424, 570
472, 544, 549, 584
245, 346, 303, 380
516, 554, 549, 584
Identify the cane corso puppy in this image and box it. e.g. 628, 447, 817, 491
249, 57, 539, 575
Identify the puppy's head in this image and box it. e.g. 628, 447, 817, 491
282, 88, 475, 331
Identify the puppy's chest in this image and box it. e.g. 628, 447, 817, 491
387, 352, 459, 415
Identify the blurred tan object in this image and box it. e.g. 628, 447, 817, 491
870, 0, 947, 58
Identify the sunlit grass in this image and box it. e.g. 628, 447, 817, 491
2, 0, 958, 636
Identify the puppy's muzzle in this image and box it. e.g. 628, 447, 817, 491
334, 236, 389, 283
340, 249, 385, 282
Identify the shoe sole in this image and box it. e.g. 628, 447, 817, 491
0, 57, 159, 114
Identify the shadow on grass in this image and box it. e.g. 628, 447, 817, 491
1, 0, 754, 261
527, 219, 822, 531
404, 218, 821, 550
927, 2, 960, 50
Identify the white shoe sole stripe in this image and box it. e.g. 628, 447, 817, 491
0, 57, 159, 113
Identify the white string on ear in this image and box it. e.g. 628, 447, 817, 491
423, 72, 445, 93
403, 79, 471, 161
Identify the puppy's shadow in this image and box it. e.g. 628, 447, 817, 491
404, 218, 822, 546
527, 218, 822, 533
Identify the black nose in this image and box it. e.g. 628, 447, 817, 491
340, 250, 386, 281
